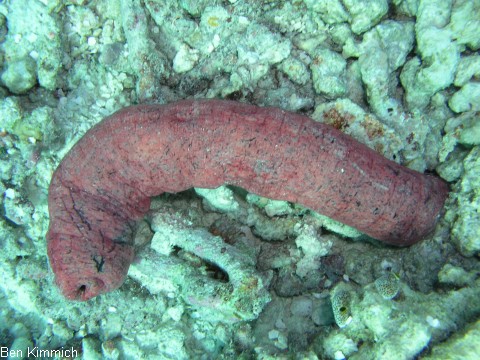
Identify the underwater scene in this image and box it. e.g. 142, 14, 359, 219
0, 0, 479, 359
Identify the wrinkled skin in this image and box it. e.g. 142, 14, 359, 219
47, 100, 449, 300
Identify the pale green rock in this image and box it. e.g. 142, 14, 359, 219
51, 321, 74, 344
303, 0, 349, 24
8, 337, 33, 359
173, 44, 199, 73
0, 0, 62, 91
450, 147, 480, 257
322, 333, 358, 359
371, 321, 430, 360
449, 82, 480, 113
401, 39, 459, 111
1, 59, 37, 94
454, 55, 480, 87
36, 0, 63, 11
180, 0, 211, 17
439, 111, 480, 177
311, 212, 364, 240
436, 148, 466, 182
369, 21, 415, 71
100, 315, 122, 341
265, 200, 292, 217
121, 0, 171, 101
4, 189, 35, 226
444, 112, 480, 149
81, 338, 102, 360
311, 48, 346, 98
392, 0, 419, 16
343, 0, 389, 34
312, 98, 402, 161
0, 97, 22, 131
130, 202, 271, 323
358, 20, 415, 119
422, 319, 480, 360
0, 13, 6, 43
184, 5, 242, 55
195, 186, 240, 214
404, 0, 480, 113
321, 280, 480, 359
438, 264, 477, 287
449, 0, 480, 50
279, 57, 310, 85
66, 5, 99, 37
295, 223, 332, 278
400, 0, 460, 110
246, 207, 297, 241
330, 23, 353, 47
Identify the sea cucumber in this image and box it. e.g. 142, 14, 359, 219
47, 99, 449, 300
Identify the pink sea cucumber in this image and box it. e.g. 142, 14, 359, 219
47, 99, 449, 300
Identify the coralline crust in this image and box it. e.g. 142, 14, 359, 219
46, 99, 449, 300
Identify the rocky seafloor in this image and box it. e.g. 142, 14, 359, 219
1, 0, 479, 359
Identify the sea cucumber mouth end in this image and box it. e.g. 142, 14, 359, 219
66, 278, 106, 301
74, 285, 87, 301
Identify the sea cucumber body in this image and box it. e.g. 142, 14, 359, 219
47, 99, 448, 300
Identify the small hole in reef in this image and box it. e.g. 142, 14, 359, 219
172, 246, 229, 283
205, 260, 229, 282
